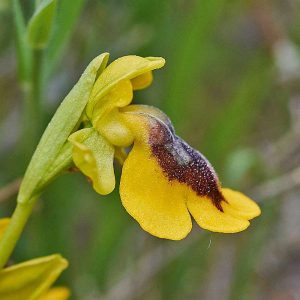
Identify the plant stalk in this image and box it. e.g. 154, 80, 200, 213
22, 49, 44, 159
0, 198, 37, 269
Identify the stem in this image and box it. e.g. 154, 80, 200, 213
0, 198, 37, 269
31, 49, 43, 123
21, 49, 44, 159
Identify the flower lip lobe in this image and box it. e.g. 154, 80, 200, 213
120, 107, 260, 237
148, 119, 225, 211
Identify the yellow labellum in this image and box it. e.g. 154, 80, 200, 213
119, 109, 261, 239
187, 195, 250, 233
221, 188, 261, 220
120, 142, 192, 240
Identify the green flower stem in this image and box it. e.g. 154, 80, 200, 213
0, 198, 37, 269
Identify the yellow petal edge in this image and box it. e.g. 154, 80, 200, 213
86, 55, 165, 117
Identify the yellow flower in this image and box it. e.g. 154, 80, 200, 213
39, 287, 70, 300
0, 219, 70, 299
69, 55, 165, 195
68, 54, 261, 240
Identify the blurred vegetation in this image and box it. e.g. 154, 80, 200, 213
1, 0, 300, 299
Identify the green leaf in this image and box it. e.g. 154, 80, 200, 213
0, 254, 68, 300
26, 0, 57, 49
18, 53, 109, 204
12, 0, 31, 83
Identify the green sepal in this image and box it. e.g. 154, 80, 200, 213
18, 53, 109, 204
68, 128, 115, 195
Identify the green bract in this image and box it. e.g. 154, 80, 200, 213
18, 53, 109, 204
69, 128, 115, 195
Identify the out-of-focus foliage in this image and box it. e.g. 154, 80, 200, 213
1, 0, 300, 299
26, 0, 57, 49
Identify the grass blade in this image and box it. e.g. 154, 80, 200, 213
12, 0, 31, 84
27, 0, 57, 49
45, 0, 86, 78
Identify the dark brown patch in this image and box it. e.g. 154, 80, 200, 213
149, 119, 225, 211
67, 166, 80, 173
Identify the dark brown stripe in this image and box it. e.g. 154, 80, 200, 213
149, 119, 225, 211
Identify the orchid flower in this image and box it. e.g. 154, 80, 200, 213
68, 55, 261, 240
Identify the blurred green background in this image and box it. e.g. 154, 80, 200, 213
1, 0, 300, 299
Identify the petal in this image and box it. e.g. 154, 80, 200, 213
187, 194, 250, 233
0, 218, 10, 238
86, 55, 165, 117
131, 71, 153, 90
68, 128, 115, 195
92, 79, 133, 125
0, 254, 68, 300
95, 108, 134, 147
121, 110, 260, 235
120, 143, 192, 240
221, 188, 261, 220
39, 287, 70, 300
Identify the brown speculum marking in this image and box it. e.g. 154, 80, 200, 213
149, 119, 225, 211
